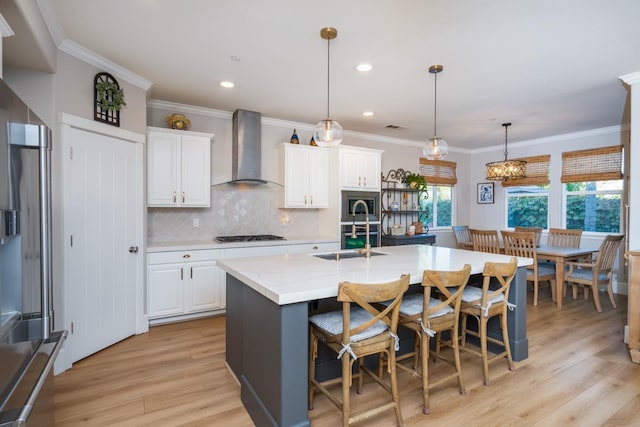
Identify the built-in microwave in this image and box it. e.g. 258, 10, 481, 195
341, 191, 380, 223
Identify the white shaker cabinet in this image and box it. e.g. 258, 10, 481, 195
339, 147, 382, 192
148, 250, 225, 322
147, 127, 213, 207
279, 143, 329, 208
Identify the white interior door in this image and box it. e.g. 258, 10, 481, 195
63, 124, 142, 364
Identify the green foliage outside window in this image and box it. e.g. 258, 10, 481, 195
507, 195, 548, 229
423, 186, 452, 228
565, 181, 621, 233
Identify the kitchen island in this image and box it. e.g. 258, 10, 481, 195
218, 244, 532, 427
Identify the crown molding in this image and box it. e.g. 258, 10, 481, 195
0, 13, 15, 37
471, 123, 630, 154
37, 0, 152, 91
58, 39, 153, 91
147, 98, 465, 152
147, 99, 231, 120
36, 0, 63, 44
620, 71, 640, 86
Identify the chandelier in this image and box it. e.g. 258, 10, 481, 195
313, 27, 343, 147
423, 64, 448, 160
486, 122, 526, 181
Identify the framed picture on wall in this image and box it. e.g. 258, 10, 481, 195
477, 182, 494, 204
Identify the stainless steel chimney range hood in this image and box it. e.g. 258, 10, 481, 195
229, 109, 267, 185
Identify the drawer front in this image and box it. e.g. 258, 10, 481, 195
148, 249, 224, 264
288, 242, 340, 254
225, 245, 288, 259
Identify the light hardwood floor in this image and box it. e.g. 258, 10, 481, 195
54, 288, 640, 426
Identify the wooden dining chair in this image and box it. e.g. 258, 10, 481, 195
470, 229, 501, 254
460, 258, 518, 386
452, 225, 473, 250
547, 228, 582, 248
308, 274, 410, 427
514, 226, 543, 245
502, 230, 556, 305
381, 265, 471, 415
564, 234, 625, 312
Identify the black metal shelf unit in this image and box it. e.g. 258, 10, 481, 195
381, 168, 430, 236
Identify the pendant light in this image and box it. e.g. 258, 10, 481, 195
423, 64, 448, 160
485, 123, 527, 181
313, 27, 343, 147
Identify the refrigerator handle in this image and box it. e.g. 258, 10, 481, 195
39, 125, 53, 339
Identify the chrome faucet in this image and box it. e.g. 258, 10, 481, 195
351, 199, 371, 258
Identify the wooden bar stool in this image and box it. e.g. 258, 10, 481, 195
308, 274, 410, 427
460, 258, 517, 385
384, 265, 471, 415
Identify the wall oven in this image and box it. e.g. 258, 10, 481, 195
341, 223, 380, 250
341, 191, 380, 223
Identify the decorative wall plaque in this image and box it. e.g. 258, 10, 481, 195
94, 72, 125, 127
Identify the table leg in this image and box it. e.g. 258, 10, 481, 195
555, 256, 565, 308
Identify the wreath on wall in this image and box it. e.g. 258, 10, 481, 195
94, 72, 126, 127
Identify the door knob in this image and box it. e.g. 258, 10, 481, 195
129, 246, 139, 253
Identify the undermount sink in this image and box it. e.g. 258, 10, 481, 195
313, 251, 386, 260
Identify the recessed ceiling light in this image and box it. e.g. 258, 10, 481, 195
363, 111, 374, 117
220, 81, 235, 88
356, 63, 373, 72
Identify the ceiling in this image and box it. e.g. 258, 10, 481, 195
6, 0, 640, 150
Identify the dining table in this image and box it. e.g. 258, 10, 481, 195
536, 244, 596, 308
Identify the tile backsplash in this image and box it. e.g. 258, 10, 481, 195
147, 186, 321, 243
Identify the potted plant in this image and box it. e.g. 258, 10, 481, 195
95, 80, 126, 113
403, 172, 427, 190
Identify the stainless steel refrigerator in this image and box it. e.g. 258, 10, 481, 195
0, 79, 66, 426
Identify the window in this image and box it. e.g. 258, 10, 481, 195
423, 185, 453, 229
561, 145, 623, 233
418, 158, 456, 229
564, 181, 622, 232
506, 185, 549, 229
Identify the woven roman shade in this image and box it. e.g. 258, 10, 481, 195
418, 157, 457, 186
561, 145, 623, 183
501, 155, 550, 187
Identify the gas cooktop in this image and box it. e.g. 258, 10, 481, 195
215, 234, 286, 243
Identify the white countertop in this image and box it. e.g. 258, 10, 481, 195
217, 244, 533, 305
147, 236, 339, 252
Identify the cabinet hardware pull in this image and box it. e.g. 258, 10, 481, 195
128, 246, 138, 253
313, 246, 318, 250
310, 195, 313, 205
173, 191, 177, 203
363, 176, 367, 186
182, 192, 185, 203
183, 254, 191, 258
304, 195, 307, 205
190, 267, 193, 279
358, 176, 361, 186
180, 268, 183, 280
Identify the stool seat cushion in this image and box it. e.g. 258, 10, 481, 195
385, 293, 453, 318
461, 286, 505, 306
309, 307, 388, 343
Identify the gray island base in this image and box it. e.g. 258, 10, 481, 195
220, 245, 531, 427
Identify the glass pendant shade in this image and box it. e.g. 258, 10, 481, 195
313, 119, 343, 147
424, 64, 448, 160
313, 27, 342, 147
424, 136, 448, 160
